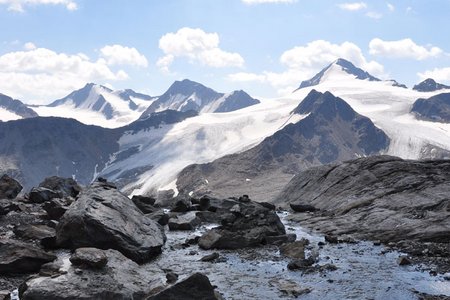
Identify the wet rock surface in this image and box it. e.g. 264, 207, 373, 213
56, 180, 166, 264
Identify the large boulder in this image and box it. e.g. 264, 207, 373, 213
148, 273, 219, 300
28, 187, 60, 204
131, 195, 156, 214
14, 224, 56, 248
0, 175, 22, 199
20, 249, 165, 300
168, 212, 201, 230
38, 176, 82, 198
198, 199, 286, 249
56, 181, 166, 263
69, 247, 108, 269
0, 240, 56, 274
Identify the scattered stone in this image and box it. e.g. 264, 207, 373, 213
148, 273, 218, 300
28, 187, 60, 204
0, 175, 22, 200
146, 210, 170, 226
0, 199, 20, 216
279, 239, 309, 260
42, 198, 70, 220
238, 195, 250, 203
39, 262, 63, 277
398, 256, 412, 266
199, 196, 211, 210
171, 199, 191, 213
131, 195, 157, 214
269, 278, 311, 298
38, 176, 81, 198
0, 240, 56, 274
168, 212, 201, 230
13, 224, 56, 248
200, 252, 219, 262
373, 240, 382, 246
166, 271, 179, 284
290, 203, 317, 213
69, 248, 108, 269
263, 234, 296, 245
325, 235, 338, 244
287, 257, 315, 270
56, 181, 166, 264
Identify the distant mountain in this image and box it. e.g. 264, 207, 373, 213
176, 90, 390, 201
139, 79, 259, 119
413, 78, 450, 92
0, 93, 38, 121
0, 110, 196, 191
411, 93, 450, 123
297, 58, 381, 90
33, 83, 155, 128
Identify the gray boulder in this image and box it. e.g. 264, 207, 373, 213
38, 176, 82, 198
0, 174, 22, 199
131, 195, 156, 214
0, 240, 56, 274
20, 249, 165, 300
28, 187, 60, 204
69, 248, 108, 269
168, 212, 201, 231
56, 181, 166, 263
277, 155, 450, 243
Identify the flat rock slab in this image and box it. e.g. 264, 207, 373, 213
56, 181, 166, 264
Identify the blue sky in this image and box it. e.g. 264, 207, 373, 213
1, 0, 449, 104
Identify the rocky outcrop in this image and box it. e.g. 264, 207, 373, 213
148, 273, 219, 300
198, 199, 287, 249
411, 93, 450, 123
277, 155, 450, 243
20, 249, 165, 300
0, 175, 22, 199
413, 78, 450, 92
177, 90, 389, 202
28, 187, 60, 204
38, 176, 81, 198
131, 195, 156, 214
56, 181, 166, 263
0, 240, 56, 274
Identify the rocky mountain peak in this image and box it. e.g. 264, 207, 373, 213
413, 78, 450, 92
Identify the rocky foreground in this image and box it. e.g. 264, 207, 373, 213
0, 155, 450, 299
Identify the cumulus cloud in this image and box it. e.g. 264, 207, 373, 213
0, 0, 77, 12
0, 47, 129, 103
241, 0, 297, 4
100, 45, 148, 67
369, 38, 443, 60
24, 42, 36, 50
418, 68, 450, 83
338, 2, 367, 11
157, 27, 244, 72
228, 40, 384, 95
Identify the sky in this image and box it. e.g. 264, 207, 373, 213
1, 0, 450, 104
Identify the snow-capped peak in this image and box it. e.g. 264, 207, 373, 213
413, 78, 450, 92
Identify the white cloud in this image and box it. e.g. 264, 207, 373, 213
0, 0, 77, 12
24, 42, 36, 50
157, 27, 244, 72
241, 0, 296, 4
387, 3, 395, 12
369, 38, 443, 60
338, 2, 367, 11
100, 44, 148, 67
418, 68, 450, 83
229, 40, 384, 95
365, 11, 383, 19
0, 47, 129, 103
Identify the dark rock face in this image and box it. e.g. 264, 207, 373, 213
0, 174, 22, 199
214, 90, 259, 113
168, 212, 201, 231
56, 181, 166, 263
28, 187, 60, 204
413, 78, 450, 92
411, 93, 450, 123
0, 240, 56, 274
43, 198, 71, 220
20, 249, 165, 300
13, 224, 56, 248
0, 93, 38, 119
297, 58, 381, 90
131, 195, 157, 214
290, 203, 317, 213
177, 90, 390, 202
38, 176, 81, 198
198, 200, 286, 249
69, 248, 108, 269
148, 273, 218, 300
277, 155, 450, 243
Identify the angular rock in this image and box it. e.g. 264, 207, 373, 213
28, 187, 60, 204
166, 271, 179, 284
70, 247, 108, 269
171, 199, 191, 213
42, 198, 70, 220
168, 212, 201, 231
146, 210, 170, 226
148, 273, 218, 300
0, 175, 22, 200
20, 249, 165, 300
263, 233, 296, 245
0, 199, 20, 215
13, 224, 56, 248
279, 240, 309, 260
200, 252, 219, 262
0, 240, 56, 274
131, 195, 157, 214
325, 235, 339, 244
398, 256, 412, 266
56, 181, 166, 264
38, 176, 81, 198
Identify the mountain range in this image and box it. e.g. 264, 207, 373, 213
2, 58, 450, 201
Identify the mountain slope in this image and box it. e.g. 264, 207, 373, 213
33, 83, 155, 128
176, 90, 390, 201
413, 78, 450, 92
139, 79, 259, 119
411, 93, 450, 122
0, 93, 38, 122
